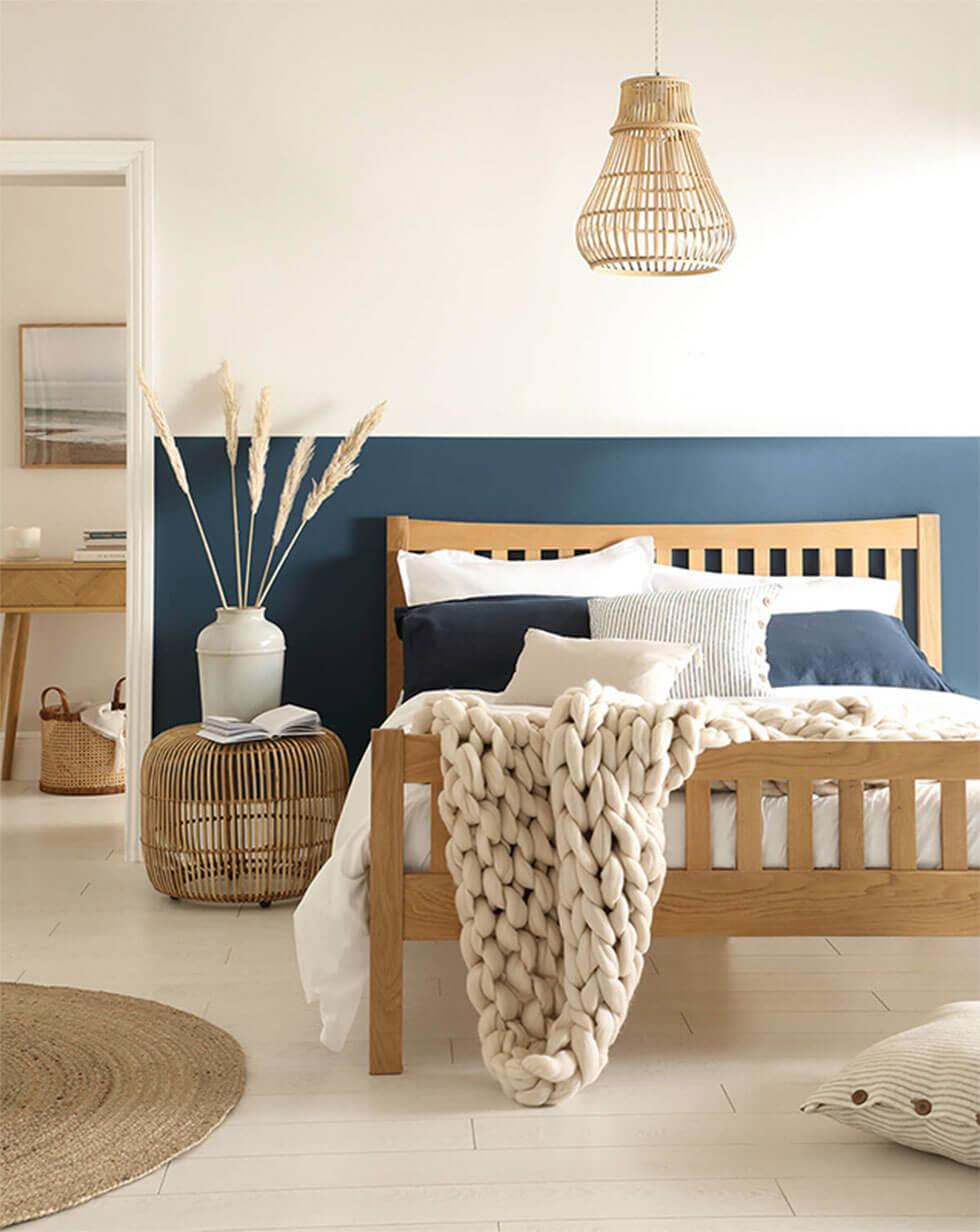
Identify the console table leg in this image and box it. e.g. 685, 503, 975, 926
0, 616, 17, 726
2, 614, 30, 781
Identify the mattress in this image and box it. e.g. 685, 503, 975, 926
294, 685, 980, 1051
403, 777, 980, 872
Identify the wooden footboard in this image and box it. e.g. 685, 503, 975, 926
369, 728, 980, 1074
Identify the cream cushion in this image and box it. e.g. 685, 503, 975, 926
499, 628, 698, 707
397, 536, 656, 605
802, 1001, 980, 1167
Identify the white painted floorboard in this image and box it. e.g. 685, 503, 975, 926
2, 782, 978, 1230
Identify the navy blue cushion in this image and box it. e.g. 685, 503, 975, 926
395, 595, 590, 699
766, 611, 951, 691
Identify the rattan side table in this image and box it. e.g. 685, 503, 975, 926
141, 724, 348, 906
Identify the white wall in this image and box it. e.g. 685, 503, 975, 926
1, 0, 976, 438
0, 184, 127, 752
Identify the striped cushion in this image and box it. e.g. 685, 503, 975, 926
589, 587, 779, 698
802, 1001, 980, 1168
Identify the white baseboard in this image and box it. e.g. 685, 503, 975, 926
3, 732, 41, 782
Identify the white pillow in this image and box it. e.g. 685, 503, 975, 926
648, 562, 899, 616
397, 537, 656, 606
499, 628, 698, 707
802, 1001, 980, 1168
589, 586, 780, 699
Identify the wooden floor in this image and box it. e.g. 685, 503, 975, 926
2, 781, 979, 1231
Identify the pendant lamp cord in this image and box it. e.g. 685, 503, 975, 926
654, 0, 661, 75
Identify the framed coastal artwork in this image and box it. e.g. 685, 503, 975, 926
19, 323, 127, 467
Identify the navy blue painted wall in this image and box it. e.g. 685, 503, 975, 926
155, 438, 980, 761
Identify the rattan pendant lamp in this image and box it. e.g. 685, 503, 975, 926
576, 0, 735, 275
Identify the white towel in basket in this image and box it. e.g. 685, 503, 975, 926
80, 703, 126, 774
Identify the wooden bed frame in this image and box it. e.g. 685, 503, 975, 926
369, 514, 980, 1074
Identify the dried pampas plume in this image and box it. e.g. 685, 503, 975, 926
137, 367, 228, 607
248, 387, 272, 512
255, 435, 316, 603
138, 368, 188, 494
273, 436, 316, 546
302, 403, 386, 523
258, 402, 385, 605
218, 360, 240, 465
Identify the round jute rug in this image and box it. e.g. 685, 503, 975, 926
0, 983, 245, 1227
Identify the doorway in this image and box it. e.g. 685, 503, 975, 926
0, 141, 153, 860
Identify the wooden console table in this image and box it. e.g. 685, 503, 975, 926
0, 560, 125, 780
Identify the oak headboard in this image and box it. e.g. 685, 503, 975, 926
385, 514, 942, 712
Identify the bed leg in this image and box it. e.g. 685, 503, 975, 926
370, 728, 405, 1075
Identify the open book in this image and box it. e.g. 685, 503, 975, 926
199, 705, 321, 744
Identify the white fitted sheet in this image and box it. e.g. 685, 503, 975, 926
294, 686, 980, 1051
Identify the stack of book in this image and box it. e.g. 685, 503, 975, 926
73, 530, 127, 563
199, 705, 322, 745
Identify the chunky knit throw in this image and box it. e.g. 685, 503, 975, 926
417, 683, 978, 1106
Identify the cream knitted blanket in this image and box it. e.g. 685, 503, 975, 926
418, 684, 978, 1106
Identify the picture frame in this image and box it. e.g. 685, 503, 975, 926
19, 323, 127, 468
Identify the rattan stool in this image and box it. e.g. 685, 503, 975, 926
141, 724, 348, 906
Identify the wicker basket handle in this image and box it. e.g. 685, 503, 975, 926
111, 677, 126, 711
40, 686, 72, 719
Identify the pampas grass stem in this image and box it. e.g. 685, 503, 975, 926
219, 361, 244, 606
258, 403, 384, 605
243, 386, 271, 605
138, 368, 229, 607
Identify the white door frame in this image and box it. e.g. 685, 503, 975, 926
0, 140, 154, 860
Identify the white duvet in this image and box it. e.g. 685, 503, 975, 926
294, 686, 980, 1051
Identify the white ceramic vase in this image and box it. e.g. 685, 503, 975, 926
196, 607, 286, 720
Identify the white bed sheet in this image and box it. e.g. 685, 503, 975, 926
294, 686, 980, 1051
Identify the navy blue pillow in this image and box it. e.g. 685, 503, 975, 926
766, 610, 951, 691
395, 595, 590, 699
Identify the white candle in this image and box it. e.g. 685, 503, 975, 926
3, 526, 41, 560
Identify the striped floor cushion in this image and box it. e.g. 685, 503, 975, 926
802, 1001, 980, 1168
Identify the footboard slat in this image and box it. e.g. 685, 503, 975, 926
429, 785, 447, 874
940, 780, 968, 871
787, 779, 813, 869
404, 734, 447, 874
839, 779, 865, 870
890, 778, 917, 871
736, 780, 762, 871
684, 779, 711, 870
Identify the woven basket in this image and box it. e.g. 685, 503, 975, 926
39, 678, 126, 796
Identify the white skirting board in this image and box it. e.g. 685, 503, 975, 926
3, 732, 41, 782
